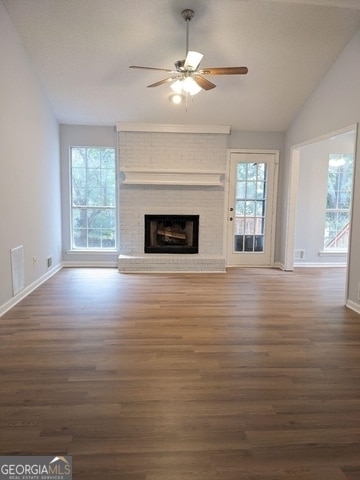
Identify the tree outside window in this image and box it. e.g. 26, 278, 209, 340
324, 153, 353, 250
71, 147, 116, 249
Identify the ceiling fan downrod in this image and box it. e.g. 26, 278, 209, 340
181, 9, 194, 56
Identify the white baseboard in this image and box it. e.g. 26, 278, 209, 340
0, 263, 63, 317
294, 262, 347, 267
346, 300, 360, 315
275, 261, 346, 270
62, 261, 118, 268
274, 261, 292, 271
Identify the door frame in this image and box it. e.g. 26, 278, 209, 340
225, 149, 279, 267
283, 124, 357, 272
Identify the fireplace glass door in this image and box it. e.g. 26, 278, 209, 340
145, 215, 199, 254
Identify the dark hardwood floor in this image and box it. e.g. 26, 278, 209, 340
1, 267, 360, 479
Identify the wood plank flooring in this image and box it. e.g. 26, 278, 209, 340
1, 267, 360, 479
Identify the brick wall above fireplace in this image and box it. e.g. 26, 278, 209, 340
117, 124, 229, 272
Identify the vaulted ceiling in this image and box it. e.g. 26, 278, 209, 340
3, 0, 360, 131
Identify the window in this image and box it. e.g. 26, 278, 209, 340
323, 153, 353, 251
234, 162, 267, 252
71, 147, 116, 249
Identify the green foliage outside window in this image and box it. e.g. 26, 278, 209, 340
71, 147, 116, 249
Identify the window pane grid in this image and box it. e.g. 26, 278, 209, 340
324, 153, 353, 251
71, 147, 116, 250
234, 162, 267, 252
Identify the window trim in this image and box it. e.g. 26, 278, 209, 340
323, 153, 353, 252
69, 145, 117, 252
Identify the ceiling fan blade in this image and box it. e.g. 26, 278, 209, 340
130, 66, 176, 73
200, 67, 248, 75
194, 75, 216, 91
147, 77, 179, 88
184, 51, 204, 71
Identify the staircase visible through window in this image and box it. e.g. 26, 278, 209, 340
324, 153, 353, 251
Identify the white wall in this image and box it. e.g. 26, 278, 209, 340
295, 141, 329, 263
282, 28, 360, 309
0, 2, 61, 314
59, 124, 118, 266
229, 131, 285, 151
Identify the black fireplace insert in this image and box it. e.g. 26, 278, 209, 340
144, 214, 199, 254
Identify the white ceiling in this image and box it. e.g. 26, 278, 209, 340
3, 0, 360, 131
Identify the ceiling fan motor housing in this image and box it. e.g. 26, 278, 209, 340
182, 9, 194, 22
175, 60, 185, 70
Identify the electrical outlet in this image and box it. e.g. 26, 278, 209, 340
294, 249, 305, 260
47, 256, 53, 269
32, 256, 37, 264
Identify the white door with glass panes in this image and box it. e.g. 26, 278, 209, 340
227, 151, 278, 266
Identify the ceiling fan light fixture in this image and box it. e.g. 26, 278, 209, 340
170, 79, 184, 94
183, 76, 202, 95
169, 93, 184, 104
170, 77, 202, 96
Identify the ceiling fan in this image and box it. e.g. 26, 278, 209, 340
129, 9, 248, 97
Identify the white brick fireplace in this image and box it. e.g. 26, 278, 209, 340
117, 123, 230, 272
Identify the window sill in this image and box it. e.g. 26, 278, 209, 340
318, 250, 348, 257
66, 249, 117, 255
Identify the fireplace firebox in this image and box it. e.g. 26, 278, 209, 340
144, 215, 199, 254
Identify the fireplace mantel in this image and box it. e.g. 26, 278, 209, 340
120, 169, 224, 186
116, 123, 231, 134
